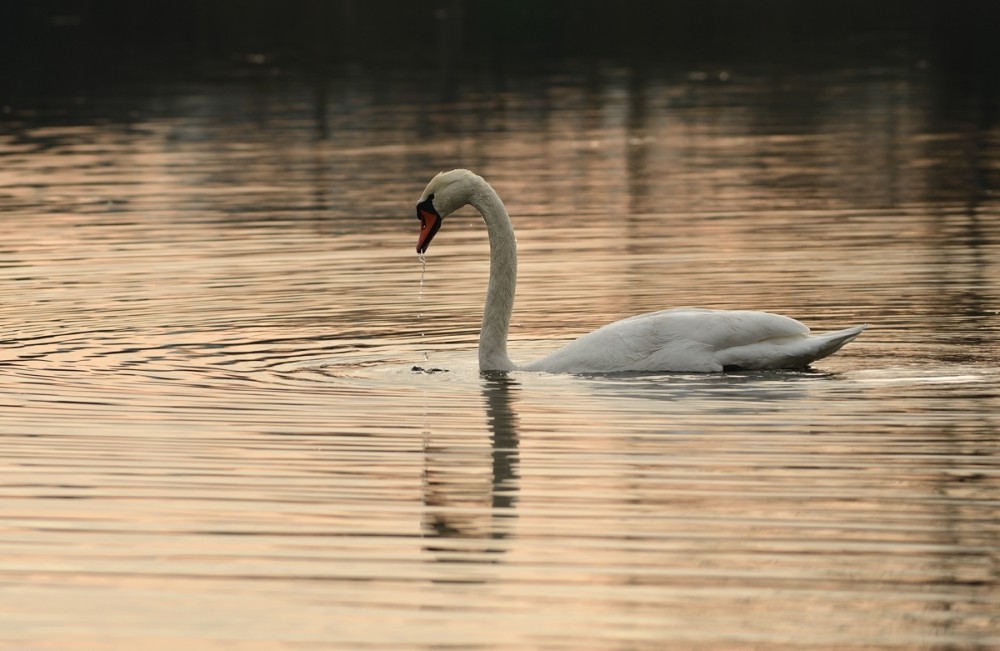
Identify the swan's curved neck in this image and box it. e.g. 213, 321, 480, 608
468, 180, 517, 372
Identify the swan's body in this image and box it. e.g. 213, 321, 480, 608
415, 169, 865, 373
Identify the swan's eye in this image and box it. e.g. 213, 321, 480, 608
428, 193, 434, 201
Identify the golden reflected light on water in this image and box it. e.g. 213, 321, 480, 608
0, 62, 998, 650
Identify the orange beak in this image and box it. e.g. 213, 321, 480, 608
416, 200, 441, 254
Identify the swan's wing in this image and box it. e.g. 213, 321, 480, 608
528, 308, 812, 373
625, 308, 810, 348
620, 308, 813, 372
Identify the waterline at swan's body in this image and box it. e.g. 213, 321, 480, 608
415, 169, 866, 374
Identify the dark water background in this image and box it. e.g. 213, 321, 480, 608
1, 2, 999, 649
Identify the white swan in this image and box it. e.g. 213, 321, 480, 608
415, 169, 866, 373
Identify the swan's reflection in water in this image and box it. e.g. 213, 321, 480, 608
421, 372, 520, 577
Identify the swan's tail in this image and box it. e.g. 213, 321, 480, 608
717, 323, 867, 370
811, 324, 868, 361
722, 323, 867, 370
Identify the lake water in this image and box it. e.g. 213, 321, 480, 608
1, 61, 998, 649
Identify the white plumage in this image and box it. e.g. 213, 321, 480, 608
415, 169, 866, 374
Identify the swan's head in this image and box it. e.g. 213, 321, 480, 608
415, 169, 482, 254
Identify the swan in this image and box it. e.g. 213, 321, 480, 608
415, 169, 866, 373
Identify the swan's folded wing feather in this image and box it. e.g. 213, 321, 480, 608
618, 309, 811, 372
529, 308, 809, 373
631, 308, 810, 347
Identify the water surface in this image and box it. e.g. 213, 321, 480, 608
1, 63, 998, 649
